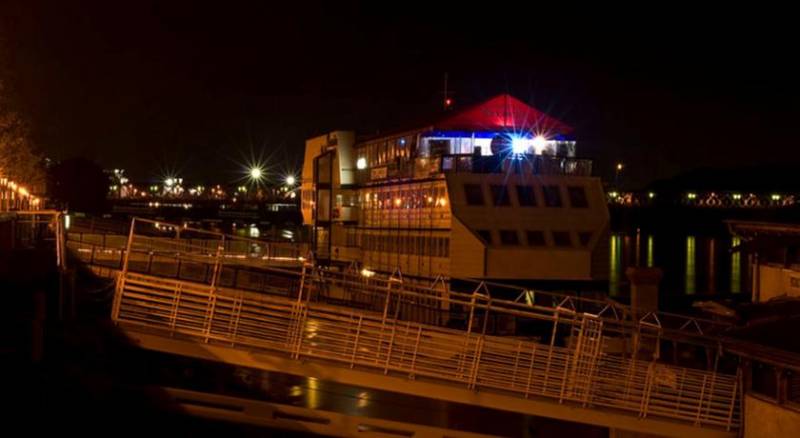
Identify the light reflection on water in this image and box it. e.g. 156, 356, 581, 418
609, 234, 622, 297
731, 236, 742, 294
685, 236, 696, 295
609, 232, 748, 297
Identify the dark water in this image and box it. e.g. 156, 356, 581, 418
609, 230, 750, 307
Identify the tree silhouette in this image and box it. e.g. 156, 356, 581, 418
48, 157, 108, 214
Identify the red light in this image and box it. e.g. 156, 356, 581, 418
445, 98, 453, 107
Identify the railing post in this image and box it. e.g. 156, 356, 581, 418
543, 312, 559, 395
209, 245, 223, 291
525, 343, 538, 398
203, 290, 218, 343
467, 336, 484, 389
383, 315, 400, 375
169, 282, 183, 334
376, 279, 396, 365
229, 296, 243, 346
409, 326, 422, 378
640, 363, 656, 419
350, 315, 364, 368
512, 341, 522, 389
726, 367, 741, 431
112, 217, 137, 323
291, 305, 308, 359
694, 375, 708, 425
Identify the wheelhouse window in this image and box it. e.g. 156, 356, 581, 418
568, 186, 589, 208
543, 185, 562, 207
578, 231, 593, 247
516, 185, 537, 206
526, 230, 546, 246
464, 184, 485, 206
490, 185, 510, 206
552, 231, 572, 247
499, 230, 520, 245
476, 230, 493, 245
429, 139, 451, 156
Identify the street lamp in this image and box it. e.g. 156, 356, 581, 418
285, 175, 296, 186
614, 163, 624, 188
249, 167, 263, 181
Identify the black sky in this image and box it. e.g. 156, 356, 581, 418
3, 2, 799, 187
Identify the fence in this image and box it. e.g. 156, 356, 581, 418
112, 270, 741, 431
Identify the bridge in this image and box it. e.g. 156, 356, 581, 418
51, 216, 750, 437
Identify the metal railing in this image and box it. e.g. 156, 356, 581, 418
440, 154, 593, 177
68, 217, 733, 346
112, 270, 741, 431
94, 216, 743, 431
355, 154, 593, 185
3, 210, 66, 268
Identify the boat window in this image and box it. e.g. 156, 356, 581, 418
526, 230, 546, 246
464, 184, 485, 206
543, 185, 562, 207
568, 186, 589, 208
552, 231, 573, 247
500, 230, 520, 245
578, 231, 593, 247
476, 230, 493, 245
516, 185, 537, 206
490, 185, 510, 206
429, 139, 450, 156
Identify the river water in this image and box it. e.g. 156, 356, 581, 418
608, 230, 750, 310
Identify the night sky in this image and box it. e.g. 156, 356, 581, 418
3, 2, 798, 187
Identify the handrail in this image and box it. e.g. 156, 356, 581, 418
112, 271, 740, 432
66, 217, 733, 345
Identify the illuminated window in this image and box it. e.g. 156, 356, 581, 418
543, 185, 562, 207
516, 185, 537, 206
464, 184, 485, 206
490, 185, 510, 206
552, 231, 572, 247
526, 231, 546, 246
578, 231, 593, 247
500, 230, 520, 245
476, 230, 493, 245
568, 186, 589, 208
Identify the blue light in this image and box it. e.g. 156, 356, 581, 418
511, 137, 529, 154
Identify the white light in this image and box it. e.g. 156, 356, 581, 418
360, 268, 375, 278
165, 177, 175, 187
250, 167, 263, 180
64, 214, 71, 230
356, 157, 367, 170
285, 175, 296, 186
511, 137, 528, 154
531, 135, 547, 154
